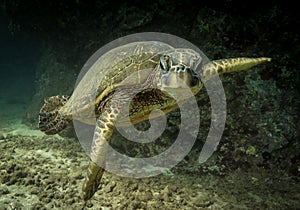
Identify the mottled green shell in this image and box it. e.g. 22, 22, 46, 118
62, 41, 175, 117
95, 52, 161, 104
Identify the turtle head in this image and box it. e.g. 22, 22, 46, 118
157, 50, 202, 97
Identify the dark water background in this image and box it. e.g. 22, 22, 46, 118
0, 11, 42, 123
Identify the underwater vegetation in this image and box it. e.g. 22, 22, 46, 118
0, 0, 299, 209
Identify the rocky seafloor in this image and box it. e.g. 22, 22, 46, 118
0, 127, 299, 209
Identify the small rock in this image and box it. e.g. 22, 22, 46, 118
32, 203, 43, 209
160, 185, 172, 202
143, 178, 151, 184
85, 201, 93, 208
54, 193, 64, 199
7, 177, 18, 185
180, 198, 188, 205
129, 201, 141, 209
42, 197, 51, 203
25, 178, 35, 186
129, 183, 138, 191
168, 185, 178, 193
104, 181, 116, 193
74, 174, 84, 180
15, 171, 28, 178
137, 190, 153, 202
7, 164, 16, 173
14, 192, 25, 197
0, 186, 10, 195
48, 193, 55, 199
30, 187, 39, 195
67, 198, 75, 205
10, 201, 23, 210
193, 197, 213, 208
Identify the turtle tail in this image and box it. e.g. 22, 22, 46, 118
201, 57, 271, 83
38, 95, 72, 135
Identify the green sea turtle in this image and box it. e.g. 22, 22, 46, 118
38, 41, 270, 201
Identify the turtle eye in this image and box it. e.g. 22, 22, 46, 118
159, 55, 172, 74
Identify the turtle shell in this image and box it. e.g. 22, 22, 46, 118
62, 41, 175, 121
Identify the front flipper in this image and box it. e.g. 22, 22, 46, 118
82, 101, 120, 201
201, 57, 271, 83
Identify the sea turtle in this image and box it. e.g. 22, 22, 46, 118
38, 41, 270, 201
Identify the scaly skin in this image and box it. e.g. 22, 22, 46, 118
82, 97, 120, 201
200, 57, 271, 83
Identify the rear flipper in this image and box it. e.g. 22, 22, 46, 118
39, 95, 72, 135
